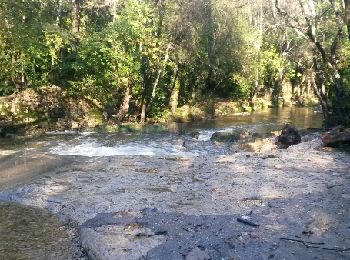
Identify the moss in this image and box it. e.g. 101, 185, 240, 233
215, 101, 242, 116
105, 124, 119, 132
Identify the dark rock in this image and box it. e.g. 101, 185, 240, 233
0, 128, 6, 138
190, 131, 200, 139
276, 124, 301, 148
321, 125, 350, 147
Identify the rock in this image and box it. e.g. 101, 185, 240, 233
321, 125, 350, 147
239, 138, 275, 153
276, 124, 301, 148
239, 130, 254, 143
0, 128, 6, 138
190, 131, 200, 139
211, 131, 241, 143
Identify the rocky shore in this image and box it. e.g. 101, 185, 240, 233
0, 133, 349, 259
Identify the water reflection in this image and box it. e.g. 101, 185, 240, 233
184, 107, 323, 130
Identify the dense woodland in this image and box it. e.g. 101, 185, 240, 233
0, 0, 349, 126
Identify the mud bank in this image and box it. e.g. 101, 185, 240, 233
0, 135, 349, 259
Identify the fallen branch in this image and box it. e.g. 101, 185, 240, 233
237, 217, 259, 227
280, 237, 350, 252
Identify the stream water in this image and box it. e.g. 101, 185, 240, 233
0, 107, 323, 259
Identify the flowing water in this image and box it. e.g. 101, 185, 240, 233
1, 107, 323, 185
0, 107, 323, 259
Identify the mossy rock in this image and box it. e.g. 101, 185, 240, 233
211, 131, 241, 143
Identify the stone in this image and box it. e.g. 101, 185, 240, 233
276, 124, 301, 148
190, 131, 200, 139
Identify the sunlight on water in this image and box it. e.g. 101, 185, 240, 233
50, 140, 201, 157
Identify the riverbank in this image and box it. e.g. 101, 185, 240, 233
0, 130, 349, 259
0, 85, 320, 138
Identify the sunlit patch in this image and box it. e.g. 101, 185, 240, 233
0, 149, 17, 156
49, 139, 202, 157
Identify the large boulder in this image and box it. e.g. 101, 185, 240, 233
276, 124, 301, 148
321, 125, 350, 147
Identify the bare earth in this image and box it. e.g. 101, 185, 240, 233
0, 134, 349, 259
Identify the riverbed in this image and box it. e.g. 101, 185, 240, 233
1, 108, 349, 259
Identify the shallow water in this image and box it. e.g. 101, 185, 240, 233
48, 107, 323, 157
0, 107, 325, 259
0, 107, 323, 182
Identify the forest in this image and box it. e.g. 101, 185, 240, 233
0, 0, 349, 127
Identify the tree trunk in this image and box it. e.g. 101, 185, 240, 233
139, 41, 148, 124
56, 0, 62, 26
110, 0, 117, 21
204, 0, 215, 92
170, 64, 179, 114
150, 43, 171, 101
72, 0, 80, 34
116, 81, 131, 122
344, 0, 350, 40
140, 103, 147, 124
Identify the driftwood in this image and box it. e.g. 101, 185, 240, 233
321, 125, 350, 146
236, 217, 259, 227
280, 237, 350, 252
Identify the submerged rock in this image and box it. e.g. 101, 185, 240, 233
276, 124, 301, 148
211, 131, 241, 143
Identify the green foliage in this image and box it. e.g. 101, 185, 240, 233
0, 0, 348, 125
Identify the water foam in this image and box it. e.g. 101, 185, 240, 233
50, 139, 200, 157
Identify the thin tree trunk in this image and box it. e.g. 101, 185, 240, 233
116, 81, 131, 122
150, 43, 171, 100
56, 0, 62, 26
205, 0, 215, 92
170, 64, 179, 114
140, 103, 147, 124
72, 0, 80, 34
139, 40, 148, 124
344, 0, 350, 40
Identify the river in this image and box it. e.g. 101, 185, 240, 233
0, 107, 325, 259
